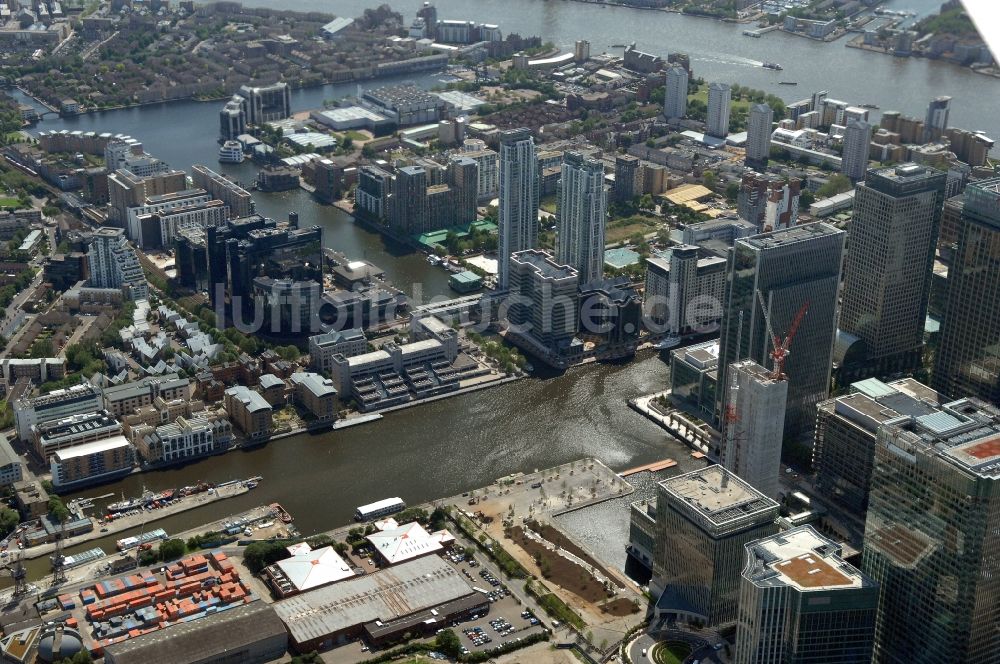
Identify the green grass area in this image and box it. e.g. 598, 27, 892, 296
606, 214, 661, 245
653, 641, 693, 664
342, 130, 369, 142
688, 88, 752, 114
540, 194, 557, 214
0, 197, 22, 208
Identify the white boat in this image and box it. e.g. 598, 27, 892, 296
218, 140, 244, 163
653, 335, 681, 351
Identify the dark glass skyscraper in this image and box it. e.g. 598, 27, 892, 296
716, 223, 846, 437
933, 177, 1000, 403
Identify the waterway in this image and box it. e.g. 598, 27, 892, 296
14, 353, 677, 583
6, 0, 996, 583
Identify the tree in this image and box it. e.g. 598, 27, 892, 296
0, 507, 18, 537
816, 174, 853, 198
158, 538, 186, 561
436, 629, 463, 658
702, 170, 717, 191
290, 653, 322, 664
725, 181, 740, 203
48, 495, 70, 523
243, 540, 291, 573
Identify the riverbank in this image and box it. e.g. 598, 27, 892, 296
20, 482, 250, 560
845, 35, 1000, 78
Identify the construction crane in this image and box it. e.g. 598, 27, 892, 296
755, 290, 810, 380
3, 554, 29, 599
50, 520, 68, 586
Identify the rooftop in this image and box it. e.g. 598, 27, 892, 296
744, 526, 871, 591
271, 545, 354, 592
311, 329, 366, 347
510, 249, 578, 282
367, 521, 445, 565
224, 385, 272, 413
290, 372, 338, 398
101, 601, 287, 664
52, 434, 132, 461
661, 465, 778, 530
274, 556, 475, 645
746, 221, 843, 250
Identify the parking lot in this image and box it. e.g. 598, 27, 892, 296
444, 554, 547, 656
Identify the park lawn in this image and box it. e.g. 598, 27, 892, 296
540, 194, 557, 214
606, 215, 661, 245
0, 197, 22, 208
688, 88, 752, 115
653, 641, 692, 664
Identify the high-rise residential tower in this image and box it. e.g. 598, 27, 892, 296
862, 397, 1000, 664
613, 154, 639, 203
841, 120, 872, 181
716, 223, 846, 437
745, 103, 773, 169
720, 360, 787, 499
663, 65, 689, 120
737, 171, 800, 232
707, 82, 731, 138
933, 177, 1000, 403
652, 465, 779, 626
838, 163, 946, 383
497, 128, 539, 289
556, 152, 606, 284
87, 227, 149, 301
736, 526, 878, 664
923, 95, 950, 142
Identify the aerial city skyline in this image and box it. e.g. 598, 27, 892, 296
0, 0, 996, 662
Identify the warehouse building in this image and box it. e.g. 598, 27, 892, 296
102, 601, 288, 664
274, 556, 487, 651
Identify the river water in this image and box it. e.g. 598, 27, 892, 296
9, 0, 996, 582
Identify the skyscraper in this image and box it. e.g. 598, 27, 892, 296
745, 103, 773, 169
556, 152, 606, 284
613, 154, 639, 203
841, 120, 872, 181
933, 178, 1000, 403
862, 397, 1000, 664
652, 465, 779, 626
507, 249, 579, 356
736, 526, 878, 664
720, 360, 787, 499
923, 95, 951, 142
838, 164, 946, 382
706, 82, 731, 138
447, 156, 479, 226
716, 223, 846, 437
663, 65, 689, 120
237, 82, 291, 126
389, 166, 428, 235
87, 227, 149, 301
497, 128, 539, 289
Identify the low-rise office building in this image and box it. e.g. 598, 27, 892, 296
289, 372, 338, 426
0, 435, 23, 488
14, 383, 104, 443
0, 358, 66, 386
101, 374, 190, 418
223, 386, 273, 443
135, 411, 233, 465
32, 410, 122, 462
258, 374, 287, 407
50, 435, 136, 489
308, 328, 368, 374
264, 544, 355, 599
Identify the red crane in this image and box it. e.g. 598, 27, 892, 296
755, 290, 810, 380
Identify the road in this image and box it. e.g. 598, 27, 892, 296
627, 626, 729, 664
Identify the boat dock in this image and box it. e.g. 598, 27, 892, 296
619, 458, 679, 477
22, 480, 252, 560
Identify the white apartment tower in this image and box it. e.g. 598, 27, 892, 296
556, 152, 607, 284
841, 120, 872, 181
663, 65, 689, 120
498, 128, 539, 289
87, 227, 149, 300
746, 103, 773, 168
707, 82, 731, 138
